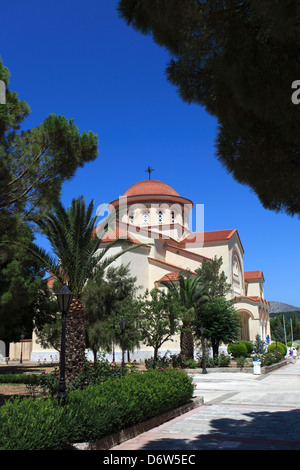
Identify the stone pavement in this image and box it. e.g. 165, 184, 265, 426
111, 360, 300, 451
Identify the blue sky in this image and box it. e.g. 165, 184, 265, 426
1, 0, 299, 306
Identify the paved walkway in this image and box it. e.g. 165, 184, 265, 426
111, 360, 300, 450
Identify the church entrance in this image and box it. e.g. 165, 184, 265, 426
238, 310, 251, 341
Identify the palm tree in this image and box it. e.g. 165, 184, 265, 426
29, 196, 141, 379
161, 273, 208, 360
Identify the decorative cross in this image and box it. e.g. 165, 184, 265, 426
145, 166, 154, 180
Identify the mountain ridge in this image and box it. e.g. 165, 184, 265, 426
269, 301, 300, 314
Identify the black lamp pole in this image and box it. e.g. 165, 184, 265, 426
20, 334, 25, 364
200, 326, 207, 374
119, 317, 127, 369
55, 283, 73, 405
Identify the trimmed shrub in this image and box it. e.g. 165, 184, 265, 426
68, 369, 194, 444
0, 373, 41, 385
0, 369, 194, 450
227, 342, 248, 358
0, 396, 73, 450
239, 340, 254, 356
227, 341, 253, 358
267, 341, 287, 357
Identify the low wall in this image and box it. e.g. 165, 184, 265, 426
9, 340, 32, 361
261, 359, 289, 374
186, 359, 289, 375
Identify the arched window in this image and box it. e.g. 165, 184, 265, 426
232, 251, 242, 296
142, 211, 149, 224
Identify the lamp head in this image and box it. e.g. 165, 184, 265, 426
56, 283, 73, 314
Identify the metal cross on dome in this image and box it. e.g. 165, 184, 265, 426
145, 166, 154, 180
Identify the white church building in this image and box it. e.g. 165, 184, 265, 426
31, 178, 270, 361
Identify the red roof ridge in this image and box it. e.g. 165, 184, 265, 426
148, 257, 196, 274
181, 229, 236, 243
165, 242, 211, 261
156, 272, 181, 283
180, 229, 244, 254
233, 295, 270, 306
244, 270, 263, 280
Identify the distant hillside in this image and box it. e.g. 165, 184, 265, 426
269, 301, 300, 315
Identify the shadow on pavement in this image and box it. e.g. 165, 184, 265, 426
138, 408, 300, 450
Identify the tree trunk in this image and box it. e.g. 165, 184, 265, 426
65, 297, 86, 380
211, 338, 219, 358
180, 328, 194, 360
92, 349, 97, 363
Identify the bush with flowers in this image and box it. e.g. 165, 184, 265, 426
39, 354, 135, 396
144, 353, 171, 370
260, 350, 283, 367
69, 358, 126, 391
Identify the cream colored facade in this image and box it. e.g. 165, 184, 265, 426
31, 179, 270, 361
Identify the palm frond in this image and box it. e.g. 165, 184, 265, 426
28, 196, 146, 297
15, 241, 63, 285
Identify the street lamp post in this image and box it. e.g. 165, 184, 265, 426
20, 334, 25, 364
55, 283, 73, 405
200, 326, 207, 374
119, 317, 127, 369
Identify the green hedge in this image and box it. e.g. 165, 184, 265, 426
227, 340, 254, 358
0, 369, 194, 450
267, 341, 287, 357
227, 342, 248, 358
239, 340, 254, 355
0, 373, 41, 385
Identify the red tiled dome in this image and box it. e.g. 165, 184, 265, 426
109, 179, 193, 208
123, 180, 180, 198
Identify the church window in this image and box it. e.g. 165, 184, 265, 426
158, 211, 163, 224
142, 211, 149, 224
232, 252, 242, 296
233, 257, 239, 277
